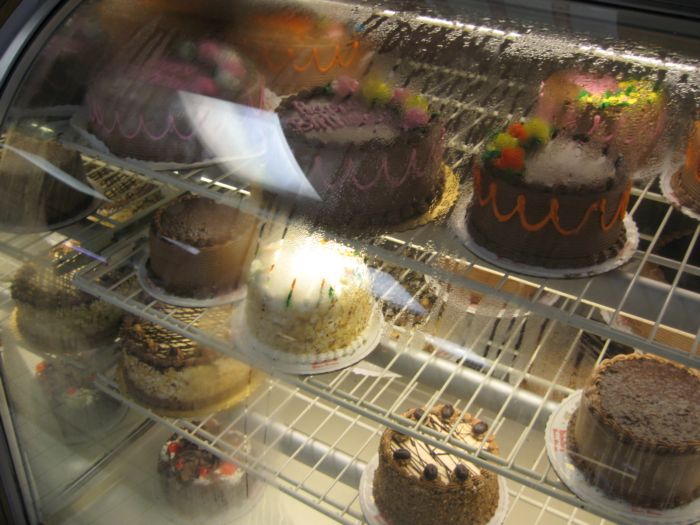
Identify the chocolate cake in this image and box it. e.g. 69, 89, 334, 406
0, 132, 93, 229
568, 354, 700, 509
671, 121, 700, 214
467, 119, 632, 269
148, 195, 259, 298
11, 262, 123, 353
373, 404, 500, 525
85, 36, 265, 163
120, 317, 256, 413
158, 429, 251, 515
277, 77, 445, 228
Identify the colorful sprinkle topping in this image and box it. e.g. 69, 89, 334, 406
483, 117, 552, 175
577, 80, 659, 109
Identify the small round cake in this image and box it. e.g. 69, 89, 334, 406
373, 404, 500, 525
568, 354, 700, 509
11, 262, 124, 353
230, 7, 373, 95
245, 238, 375, 360
671, 121, 700, 215
535, 72, 665, 175
158, 430, 251, 514
120, 317, 257, 413
85, 38, 264, 163
277, 77, 445, 228
0, 132, 93, 229
35, 356, 126, 444
467, 118, 633, 269
148, 194, 259, 298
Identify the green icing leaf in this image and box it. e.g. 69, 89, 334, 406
577, 89, 591, 99
285, 289, 294, 308
328, 286, 336, 300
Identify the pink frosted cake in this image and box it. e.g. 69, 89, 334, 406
535, 72, 665, 175
278, 76, 445, 228
85, 39, 265, 163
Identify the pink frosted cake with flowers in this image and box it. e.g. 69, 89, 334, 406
536, 72, 665, 175
278, 76, 445, 228
467, 118, 632, 269
86, 38, 266, 163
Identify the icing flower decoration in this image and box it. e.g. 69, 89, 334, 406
331, 76, 360, 98
198, 40, 221, 63
167, 442, 180, 456
404, 93, 430, 113
391, 87, 409, 105
66, 386, 78, 396
361, 78, 393, 106
197, 467, 210, 478
218, 463, 237, 475
36, 362, 47, 375
577, 80, 659, 109
403, 107, 430, 130
483, 117, 552, 175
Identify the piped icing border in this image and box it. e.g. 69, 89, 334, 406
473, 165, 631, 236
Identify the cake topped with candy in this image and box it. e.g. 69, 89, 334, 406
278, 76, 445, 228
86, 36, 266, 163
467, 117, 634, 270
245, 237, 375, 361
229, 6, 373, 94
536, 71, 665, 176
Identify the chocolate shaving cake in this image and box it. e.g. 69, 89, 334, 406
373, 404, 500, 525
148, 194, 259, 298
568, 354, 700, 509
11, 261, 123, 353
120, 317, 256, 413
0, 132, 93, 229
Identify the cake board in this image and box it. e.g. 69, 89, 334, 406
359, 454, 509, 525
116, 364, 266, 419
449, 185, 640, 279
659, 168, 700, 222
0, 179, 104, 234
136, 252, 248, 308
231, 303, 384, 375
545, 391, 700, 525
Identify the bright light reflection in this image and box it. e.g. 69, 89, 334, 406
199, 176, 251, 196
579, 45, 697, 72
179, 92, 321, 201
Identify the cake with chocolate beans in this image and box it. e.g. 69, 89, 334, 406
373, 404, 500, 525
568, 354, 700, 509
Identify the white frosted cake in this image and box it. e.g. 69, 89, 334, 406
245, 239, 374, 360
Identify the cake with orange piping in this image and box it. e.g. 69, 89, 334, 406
229, 6, 373, 95
670, 121, 700, 215
466, 118, 633, 269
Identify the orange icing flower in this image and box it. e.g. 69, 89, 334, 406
493, 147, 525, 171
35, 362, 47, 375
218, 463, 238, 475
507, 123, 527, 141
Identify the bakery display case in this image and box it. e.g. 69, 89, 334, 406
0, 1, 699, 524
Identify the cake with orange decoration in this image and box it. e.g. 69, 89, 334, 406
278, 76, 445, 228
670, 121, 700, 215
535, 72, 665, 176
230, 6, 373, 95
466, 118, 633, 269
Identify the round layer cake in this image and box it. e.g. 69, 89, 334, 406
277, 77, 445, 228
245, 237, 374, 360
85, 37, 265, 163
35, 356, 126, 444
467, 119, 632, 269
11, 262, 123, 353
0, 132, 93, 229
373, 404, 500, 525
535, 72, 665, 176
158, 430, 251, 514
229, 6, 373, 95
120, 317, 256, 413
148, 194, 259, 298
671, 121, 700, 215
568, 353, 700, 509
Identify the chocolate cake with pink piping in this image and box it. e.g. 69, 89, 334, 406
277, 76, 445, 228
85, 38, 266, 163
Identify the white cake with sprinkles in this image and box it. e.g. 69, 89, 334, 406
245, 238, 374, 361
